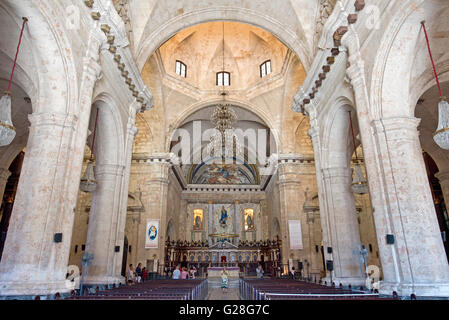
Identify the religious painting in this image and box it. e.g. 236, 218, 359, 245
202, 164, 251, 184
213, 204, 233, 233
145, 219, 159, 248
244, 208, 255, 231
188, 162, 259, 185
193, 209, 203, 230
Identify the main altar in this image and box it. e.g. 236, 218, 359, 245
163, 202, 282, 277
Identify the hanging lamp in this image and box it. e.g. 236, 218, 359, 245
421, 21, 449, 150
349, 111, 368, 194
206, 22, 240, 160
80, 109, 99, 192
0, 17, 28, 147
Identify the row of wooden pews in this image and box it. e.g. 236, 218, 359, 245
240, 279, 397, 300
67, 279, 208, 300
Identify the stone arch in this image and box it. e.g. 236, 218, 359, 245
90, 94, 126, 167
166, 219, 176, 241
165, 98, 280, 154
271, 217, 281, 239
367, 0, 449, 119
4, 0, 78, 115
135, 6, 312, 72
321, 97, 357, 169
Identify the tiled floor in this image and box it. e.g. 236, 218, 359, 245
207, 288, 240, 300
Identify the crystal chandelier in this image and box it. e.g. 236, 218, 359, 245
434, 98, 449, 149
0, 92, 15, 147
206, 95, 240, 159
206, 22, 240, 160
80, 109, 99, 192
352, 162, 369, 194
422, 21, 449, 150
0, 18, 27, 147
349, 111, 368, 194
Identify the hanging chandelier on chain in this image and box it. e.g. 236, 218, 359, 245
206, 22, 240, 160
0, 18, 27, 147
349, 111, 369, 195
421, 21, 449, 150
80, 109, 99, 193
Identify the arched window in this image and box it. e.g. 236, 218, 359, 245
260, 60, 271, 78
175, 60, 187, 78
216, 71, 230, 86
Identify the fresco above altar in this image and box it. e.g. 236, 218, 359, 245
185, 159, 260, 185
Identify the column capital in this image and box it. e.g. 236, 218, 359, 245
322, 166, 351, 179
28, 112, 78, 130
94, 164, 125, 177
372, 117, 421, 141
346, 52, 366, 87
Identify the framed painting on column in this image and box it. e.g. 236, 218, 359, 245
145, 219, 159, 248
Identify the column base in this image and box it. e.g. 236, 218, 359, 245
379, 281, 449, 298
82, 275, 125, 289
0, 280, 71, 299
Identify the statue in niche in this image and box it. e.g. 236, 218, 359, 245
219, 205, 228, 228
193, 209, 203, 230
194, 215, 202, 230
246, 213, 254, 231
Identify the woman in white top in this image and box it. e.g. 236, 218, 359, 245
128, 264, 135, 285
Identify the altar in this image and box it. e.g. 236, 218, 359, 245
207, 267, 240, 279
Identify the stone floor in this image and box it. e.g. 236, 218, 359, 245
207, 288, 240, 300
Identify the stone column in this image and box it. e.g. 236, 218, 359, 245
0, 112, 79, 297
111, 105, 139, 283
83, 164, 125, 287
136, 159, 171, 267
348, 54, 449, 296
277, 159, 314, 269
321, 167, 364, 286
0, 169, 11, 203
435, 171, 449, 211
234, 200, 239, 245
208, 201, 213, 246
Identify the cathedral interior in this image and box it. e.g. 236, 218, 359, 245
0, 0, 449, 301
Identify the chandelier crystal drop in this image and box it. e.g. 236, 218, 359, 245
0, 93, 16, 146
433, 98, 449, 150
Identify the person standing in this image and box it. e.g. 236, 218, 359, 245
128, 264, 135, 285
290, 267, 296, 279
172, 264, 181, 279
190, 266, 197, 279
142, 267, 147, 283
181, 267, 188, 279
221, 267, 229, 293
135, 263, 142, 283
256, 264, 264, 279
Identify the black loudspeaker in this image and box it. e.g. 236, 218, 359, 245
54, 233, 63, 243
326, 260, 334, 271
115, 246, 120, 252
327, 247, 332, 254
315, 245, 319, 253
298, 262, 303, 270
386, 234, 395, 245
